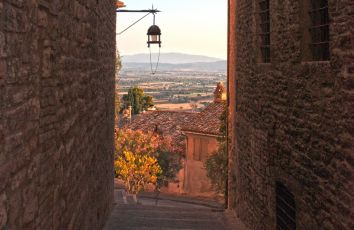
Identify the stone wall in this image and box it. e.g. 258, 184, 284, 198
228, 0, 353, 229
0, 0, 116, 229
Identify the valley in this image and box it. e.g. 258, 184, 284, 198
117, 69, 226, 111
117, 53, 227, 111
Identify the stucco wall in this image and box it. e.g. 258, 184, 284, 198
184, 133, 219, 196
0, 0, 116, 229
228, 0, 353, 229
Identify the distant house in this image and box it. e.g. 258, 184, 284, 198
122, 83, 226, 196
181, 82, 226, 196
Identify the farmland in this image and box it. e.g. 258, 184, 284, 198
117, 69, 227, 111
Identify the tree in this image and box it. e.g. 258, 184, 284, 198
115, 91, 120, 126
114, 129, 161, 194
143, 95, 154, 110
115, 50, 122, 79
114, 129, 182, 195
204, 106, 228, 195
155, 136, 182, 189
115, 51, 122, 125
122, 87, 154, 114
115, 151, 161, 194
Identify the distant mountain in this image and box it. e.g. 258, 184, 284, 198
122, 61, 227, 72
122, 53, 224, 64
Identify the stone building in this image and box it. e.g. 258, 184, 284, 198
0, 1, 116, 229
228, 0, 353, 229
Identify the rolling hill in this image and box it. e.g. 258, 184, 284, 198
121, 53, 226, 72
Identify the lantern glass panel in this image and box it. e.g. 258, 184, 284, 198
151, 35, 158, 42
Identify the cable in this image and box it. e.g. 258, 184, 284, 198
149, 47, 161, 75
116, 12, 151, 35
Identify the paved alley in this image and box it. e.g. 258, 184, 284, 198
103, 189, 247, 230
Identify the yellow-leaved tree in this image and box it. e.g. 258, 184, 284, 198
114, 129, 162, 194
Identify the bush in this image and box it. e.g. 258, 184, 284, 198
204, 106, 228, 194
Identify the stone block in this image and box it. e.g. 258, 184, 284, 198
10, 167, 27, 191
7, 190, 21, 227
8, 0, 24, 8
0, 193, 7, 229
37, 10, 48, 27
0, 32, 5, 58
22, 184, 38, 224
0, 59, 6, 78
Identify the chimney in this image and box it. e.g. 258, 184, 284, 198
214, 82, 227, 102
122, 106, 132, 124
127, 106, 132, 120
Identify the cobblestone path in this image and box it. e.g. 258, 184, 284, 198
104, 189, 247, 230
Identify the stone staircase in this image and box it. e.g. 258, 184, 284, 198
105, 204, 230, 230
104, 189, 247, 230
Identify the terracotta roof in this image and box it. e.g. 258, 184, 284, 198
122, 102, 225, 153
182, 102, 225, 136
122, 111, 197, 154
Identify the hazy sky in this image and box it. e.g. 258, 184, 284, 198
116, 0, 227, 59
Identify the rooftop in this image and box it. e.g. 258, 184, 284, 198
122, 110, 197, 154
122, 83, 226, 152
182, 102, 225, 136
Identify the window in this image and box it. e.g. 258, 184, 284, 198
200, 139, 209, 161
308, 0, 330, 61
258, 0, 270, 63
193, 138, 209, 161
276, 182, 296, 230
193, 138, 201, 161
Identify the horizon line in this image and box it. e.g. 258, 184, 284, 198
119, 52, 227, 60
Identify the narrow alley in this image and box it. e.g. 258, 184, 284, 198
1, 1, 352, 229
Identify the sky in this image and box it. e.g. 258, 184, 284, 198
116, 0, 228, 60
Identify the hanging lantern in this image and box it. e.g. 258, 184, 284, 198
147, 25, 161, 48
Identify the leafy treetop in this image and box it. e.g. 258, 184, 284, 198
122, 87, 154, 115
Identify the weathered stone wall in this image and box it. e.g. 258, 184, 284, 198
0, 0, 116, 229
228, 0, 353, 229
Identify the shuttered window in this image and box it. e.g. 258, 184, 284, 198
200, 139, 209, 161
193, 138, 209, 161
193, 138, 201, 161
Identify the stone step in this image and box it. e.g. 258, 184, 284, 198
105, 191, 242, 230
113, 211, 223, 221
109, 216, 226, 230
116, 204, 222, 212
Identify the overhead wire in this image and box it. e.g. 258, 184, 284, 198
116, 12, 151, 35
